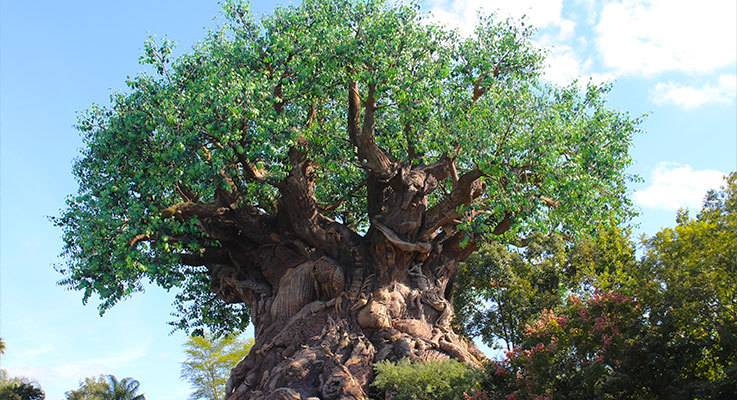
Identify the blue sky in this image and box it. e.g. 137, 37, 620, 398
0, 1, 734, 399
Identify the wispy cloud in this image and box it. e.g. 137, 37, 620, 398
651, 74, 737, 108
5, 346, 148, 400
18, 346, 53, 360
634, 162, 726, 211
595, 0, 737, 76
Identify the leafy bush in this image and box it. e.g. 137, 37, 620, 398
372, 358, 481, 400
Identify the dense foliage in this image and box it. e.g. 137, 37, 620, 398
371, 359, 481, 400
65, 375, 145, 400
180, 332, 253, 400
65, 376, 109, 400
1, 368, 45, 400
453, 232, 570, 350
453, 216, 640, 350
469, 173, 736, 399
54, 0, 639, 335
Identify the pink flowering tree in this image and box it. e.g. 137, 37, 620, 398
480, 290, 647, 400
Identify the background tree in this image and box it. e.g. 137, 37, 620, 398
65, 376, 109, 400
453, 232, 570, 351
54, 0, 639, 398
637, 172, 737, 397
0, 370, 45, 400
181, 332, 253, 400
65, 375, 145, 400
479, 173, 736, 399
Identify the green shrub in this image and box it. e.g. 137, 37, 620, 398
372, 358, 481, 400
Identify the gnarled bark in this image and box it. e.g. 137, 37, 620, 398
221, 255, 485, 400
209, 158, 491, 399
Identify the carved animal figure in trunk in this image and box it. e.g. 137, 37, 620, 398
55, 0, 638, 399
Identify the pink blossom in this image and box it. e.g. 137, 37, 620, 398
602, 334, 613, 349
593, 312, 611, 331
577, 307, 589, 321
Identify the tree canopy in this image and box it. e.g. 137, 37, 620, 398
472, 173, 736, 399
54, 0, 638, 336
65, 375, 145, 400
181, 332, 253, 400
1, 370, 45, 400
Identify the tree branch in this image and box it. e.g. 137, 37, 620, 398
177, 248, 232, 266
162, 202, 229, 219
277, 140, 366, 266
347, 80, 396, 180
127, 234, 155, 248
319, 180, 366, 213
420, 168, 485, 240
404, 122, 420, 161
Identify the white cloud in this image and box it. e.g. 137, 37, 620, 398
634, 162, 725, 211
427, 0, 572, 36
541, 44, 587, 85
18, 346, 53, 360
539, 42, 616, 86
595, 0, 737, 76
651, 74, 737, 108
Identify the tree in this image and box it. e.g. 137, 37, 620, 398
638, 172, 737, 397
54, 0, 639, 398
484, 290, 651, 400
0, 384, 45, 400
478, 174, 737, 399
181, 332, 253, 400
65, 376, 109, 400
453, 232, 570, 351
453, 216, 644, 354
0, 370, 45, 400
65, 375, 145, 400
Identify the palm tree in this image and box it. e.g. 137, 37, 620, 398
103, 375, 145, 400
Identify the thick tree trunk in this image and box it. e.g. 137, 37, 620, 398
223, 255, 485, 400
200, 151, 494, 399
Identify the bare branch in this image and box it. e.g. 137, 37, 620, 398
539, 196, 560, 209
175, 183, 199, 202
